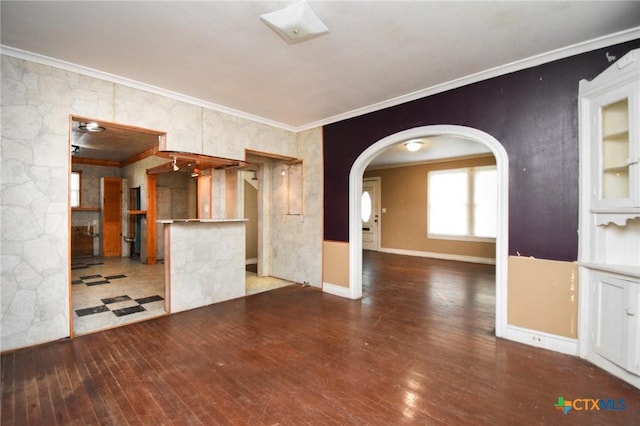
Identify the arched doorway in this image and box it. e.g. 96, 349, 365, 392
348, 125, 509, 337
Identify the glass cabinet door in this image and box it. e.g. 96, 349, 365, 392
592, 85, 639, 209
600, 98, 630, 200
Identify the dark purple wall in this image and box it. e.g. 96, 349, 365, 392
323, 40, 640, 262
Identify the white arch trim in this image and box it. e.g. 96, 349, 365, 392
346, 125, 509, 338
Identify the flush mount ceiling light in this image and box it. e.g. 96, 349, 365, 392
404, 140, 424, 152
78, 121, 105, 132
260, 0, 329, 44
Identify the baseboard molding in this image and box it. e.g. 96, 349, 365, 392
380, 247, 496, 265
245, 258, 257, 265
322, 282, 352, 298
505, 325, 578, 356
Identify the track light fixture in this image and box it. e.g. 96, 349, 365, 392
78, 121, 105, 132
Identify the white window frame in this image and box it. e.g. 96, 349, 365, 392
428, 165, 496, 242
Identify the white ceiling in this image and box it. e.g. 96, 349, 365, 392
2, 1, 639, 165
2, 1, 640, 131
368, 135, 492, 168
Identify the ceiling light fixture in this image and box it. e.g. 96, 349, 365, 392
172, 156, 179, 172
78, 121, 105, 132
404, 140, 423, 152
260, 0, 329, 44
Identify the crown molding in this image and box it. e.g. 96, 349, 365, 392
2, 26, 639, 133
0, 45, 298, 133
296, 27, 640, 132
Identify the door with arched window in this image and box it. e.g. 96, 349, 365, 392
362, 177, 380, 251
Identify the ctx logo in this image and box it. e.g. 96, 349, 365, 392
554, 397, 626, 414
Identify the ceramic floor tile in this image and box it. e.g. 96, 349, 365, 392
135, 295, 164, 304
107, 300, 140, 311
246, 272, 293, 296
75, 305, 110, 317
112, 305, 146, 317
71, 257, 166, 335
101, 295, 132, 304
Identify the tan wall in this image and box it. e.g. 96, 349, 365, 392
323, 240, 350, 288
508, 256, 578, 338
364, 156, 496, 260
244, 180, 258, 260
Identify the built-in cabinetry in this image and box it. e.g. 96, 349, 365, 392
71, 207, 100, 258
71, 225, 95, 258
578, 48, 640, 389
591, 272, 640, 375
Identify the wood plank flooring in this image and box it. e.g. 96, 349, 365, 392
2, 251, 639, 425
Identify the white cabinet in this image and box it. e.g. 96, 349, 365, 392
592, 272, 639, 376
592, 88, 639, 208
578, 48, 640, 389
580, 49, 640, 216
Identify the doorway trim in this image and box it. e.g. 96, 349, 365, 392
68, 116, 166, 337
361, 177, 381, 252
348, 125, 509, 338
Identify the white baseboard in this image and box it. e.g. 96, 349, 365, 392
245, 258, 257, 265
505, 325, 578, 356
380, 247, 496, 265
322, 282, 352, 298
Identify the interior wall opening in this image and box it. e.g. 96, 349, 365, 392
69, 116, 168, 336
349, 125, 509, 338
243, 151, 301, 295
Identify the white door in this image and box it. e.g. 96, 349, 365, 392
362, 178, 380, 251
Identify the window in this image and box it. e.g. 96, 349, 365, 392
361, 191, 372, 222
428, 166, 496, 240
71, 171, 81, 208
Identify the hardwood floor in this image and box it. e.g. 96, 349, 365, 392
2, 251, 639, 425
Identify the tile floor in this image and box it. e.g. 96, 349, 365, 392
71, 257, 167, 335
71, 258, 295, 335
245, 271, 294, 296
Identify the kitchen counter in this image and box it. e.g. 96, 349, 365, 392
160, 219, 247, 313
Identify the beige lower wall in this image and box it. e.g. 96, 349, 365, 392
323, 240, 350, 288
508, 256, 578, 338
